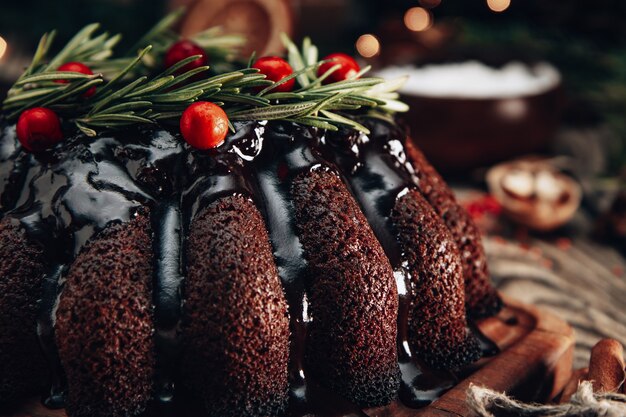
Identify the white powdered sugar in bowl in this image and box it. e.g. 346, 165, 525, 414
375, 61, 561, 99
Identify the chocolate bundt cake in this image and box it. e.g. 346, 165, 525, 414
0, 116, 501, 416
0, 13, 503, 415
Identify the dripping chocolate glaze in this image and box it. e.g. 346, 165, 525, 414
242, 122, 368, 417
0, 118, 497, 416
322, 119, 498, 370
321, 120, 458, 407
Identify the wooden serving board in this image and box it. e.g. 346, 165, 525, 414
367, 295, 575, 417
3, 295, 574, 417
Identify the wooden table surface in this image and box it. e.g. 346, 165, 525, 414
484, 217, 626, 369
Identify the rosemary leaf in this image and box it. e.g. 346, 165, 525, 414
292, 116, 339, 131
320, 110, 370, 134
281, 33, 309, 87
164, 66, 211, 89
296, 63, 339, 92
47, 23, 101, 70
197, 87, 222, 99
98, 101, 153, 114
366, 75, 408, 95
76, 122, 97, 137
2, 87, 60, 106
90, 76, 147, 114
229, 101, 318, 120
24, 31, 56, 77
308, 91, 347, 115
157, 54, 204, 78
237, 80, 273, 89
39, 78, 103, 108
154, 112, 183, 120
213, 93, 270, 106
352, 65, 372, 80
239, 68, 263, 75
93, 46, 152, 98
247, 51, 257, 69
257, 63, 320, 96
380, 98, 410, 112
15, 72, 96, 85
79, 113, 154, 124
151, 90, 204, 103
178, 72, 245, 92
262, 92, 305, 100
312, 78, 383, 94
126, 76, 175, 97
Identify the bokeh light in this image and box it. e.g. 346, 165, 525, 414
0, 36, 7, 60
487, 0, 511, 13
404, 7, 432, 32
356, 34, 381, 58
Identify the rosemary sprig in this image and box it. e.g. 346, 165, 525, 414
2, 15, 407, 137
124, 8, 245, 75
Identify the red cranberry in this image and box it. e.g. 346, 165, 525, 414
56, 62, 96, 97
180, 102, 229, 150
164, 40, 208, 74
16, 107, 64, 152
317, 53, 361, 84
252, 56, 295, 92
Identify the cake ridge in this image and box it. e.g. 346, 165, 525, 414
0, 217, 48, 403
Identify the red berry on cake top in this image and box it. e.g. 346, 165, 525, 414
318, 53, 360, 84
16, 107, 64, 152
180, 102, 229, 150
56, 62, 96, 97
164, 40, 208, 74
252, 57, 295, 92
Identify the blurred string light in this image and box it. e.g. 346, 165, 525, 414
487, 0, 511, 13
0, 36, 7, 61
356, 34, 381, 58
404, 7, 432, 32
419, 0, 441, 8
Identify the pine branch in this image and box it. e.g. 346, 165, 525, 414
1, 18, 407, 137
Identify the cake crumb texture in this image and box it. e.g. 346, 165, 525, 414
55, 210, 155, 417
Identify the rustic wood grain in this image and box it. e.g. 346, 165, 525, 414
485, 235, 626, 368
405, 296, 574, 417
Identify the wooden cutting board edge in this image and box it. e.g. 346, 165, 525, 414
365, 294, 575, 417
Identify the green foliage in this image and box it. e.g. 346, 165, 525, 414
1, 11, 408, 137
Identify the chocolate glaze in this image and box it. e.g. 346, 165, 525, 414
245, 121, 315, 393
0, 125, 33, 213
231, 122, 370, 415
36, 264, 66, 409
321, 121, 459, 407
0, 117, 497, 416
151, 200, 184, 403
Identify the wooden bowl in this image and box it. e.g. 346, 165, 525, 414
401, 84, 563, 174
179, 0, 294, 57
486, 159, 582, 231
